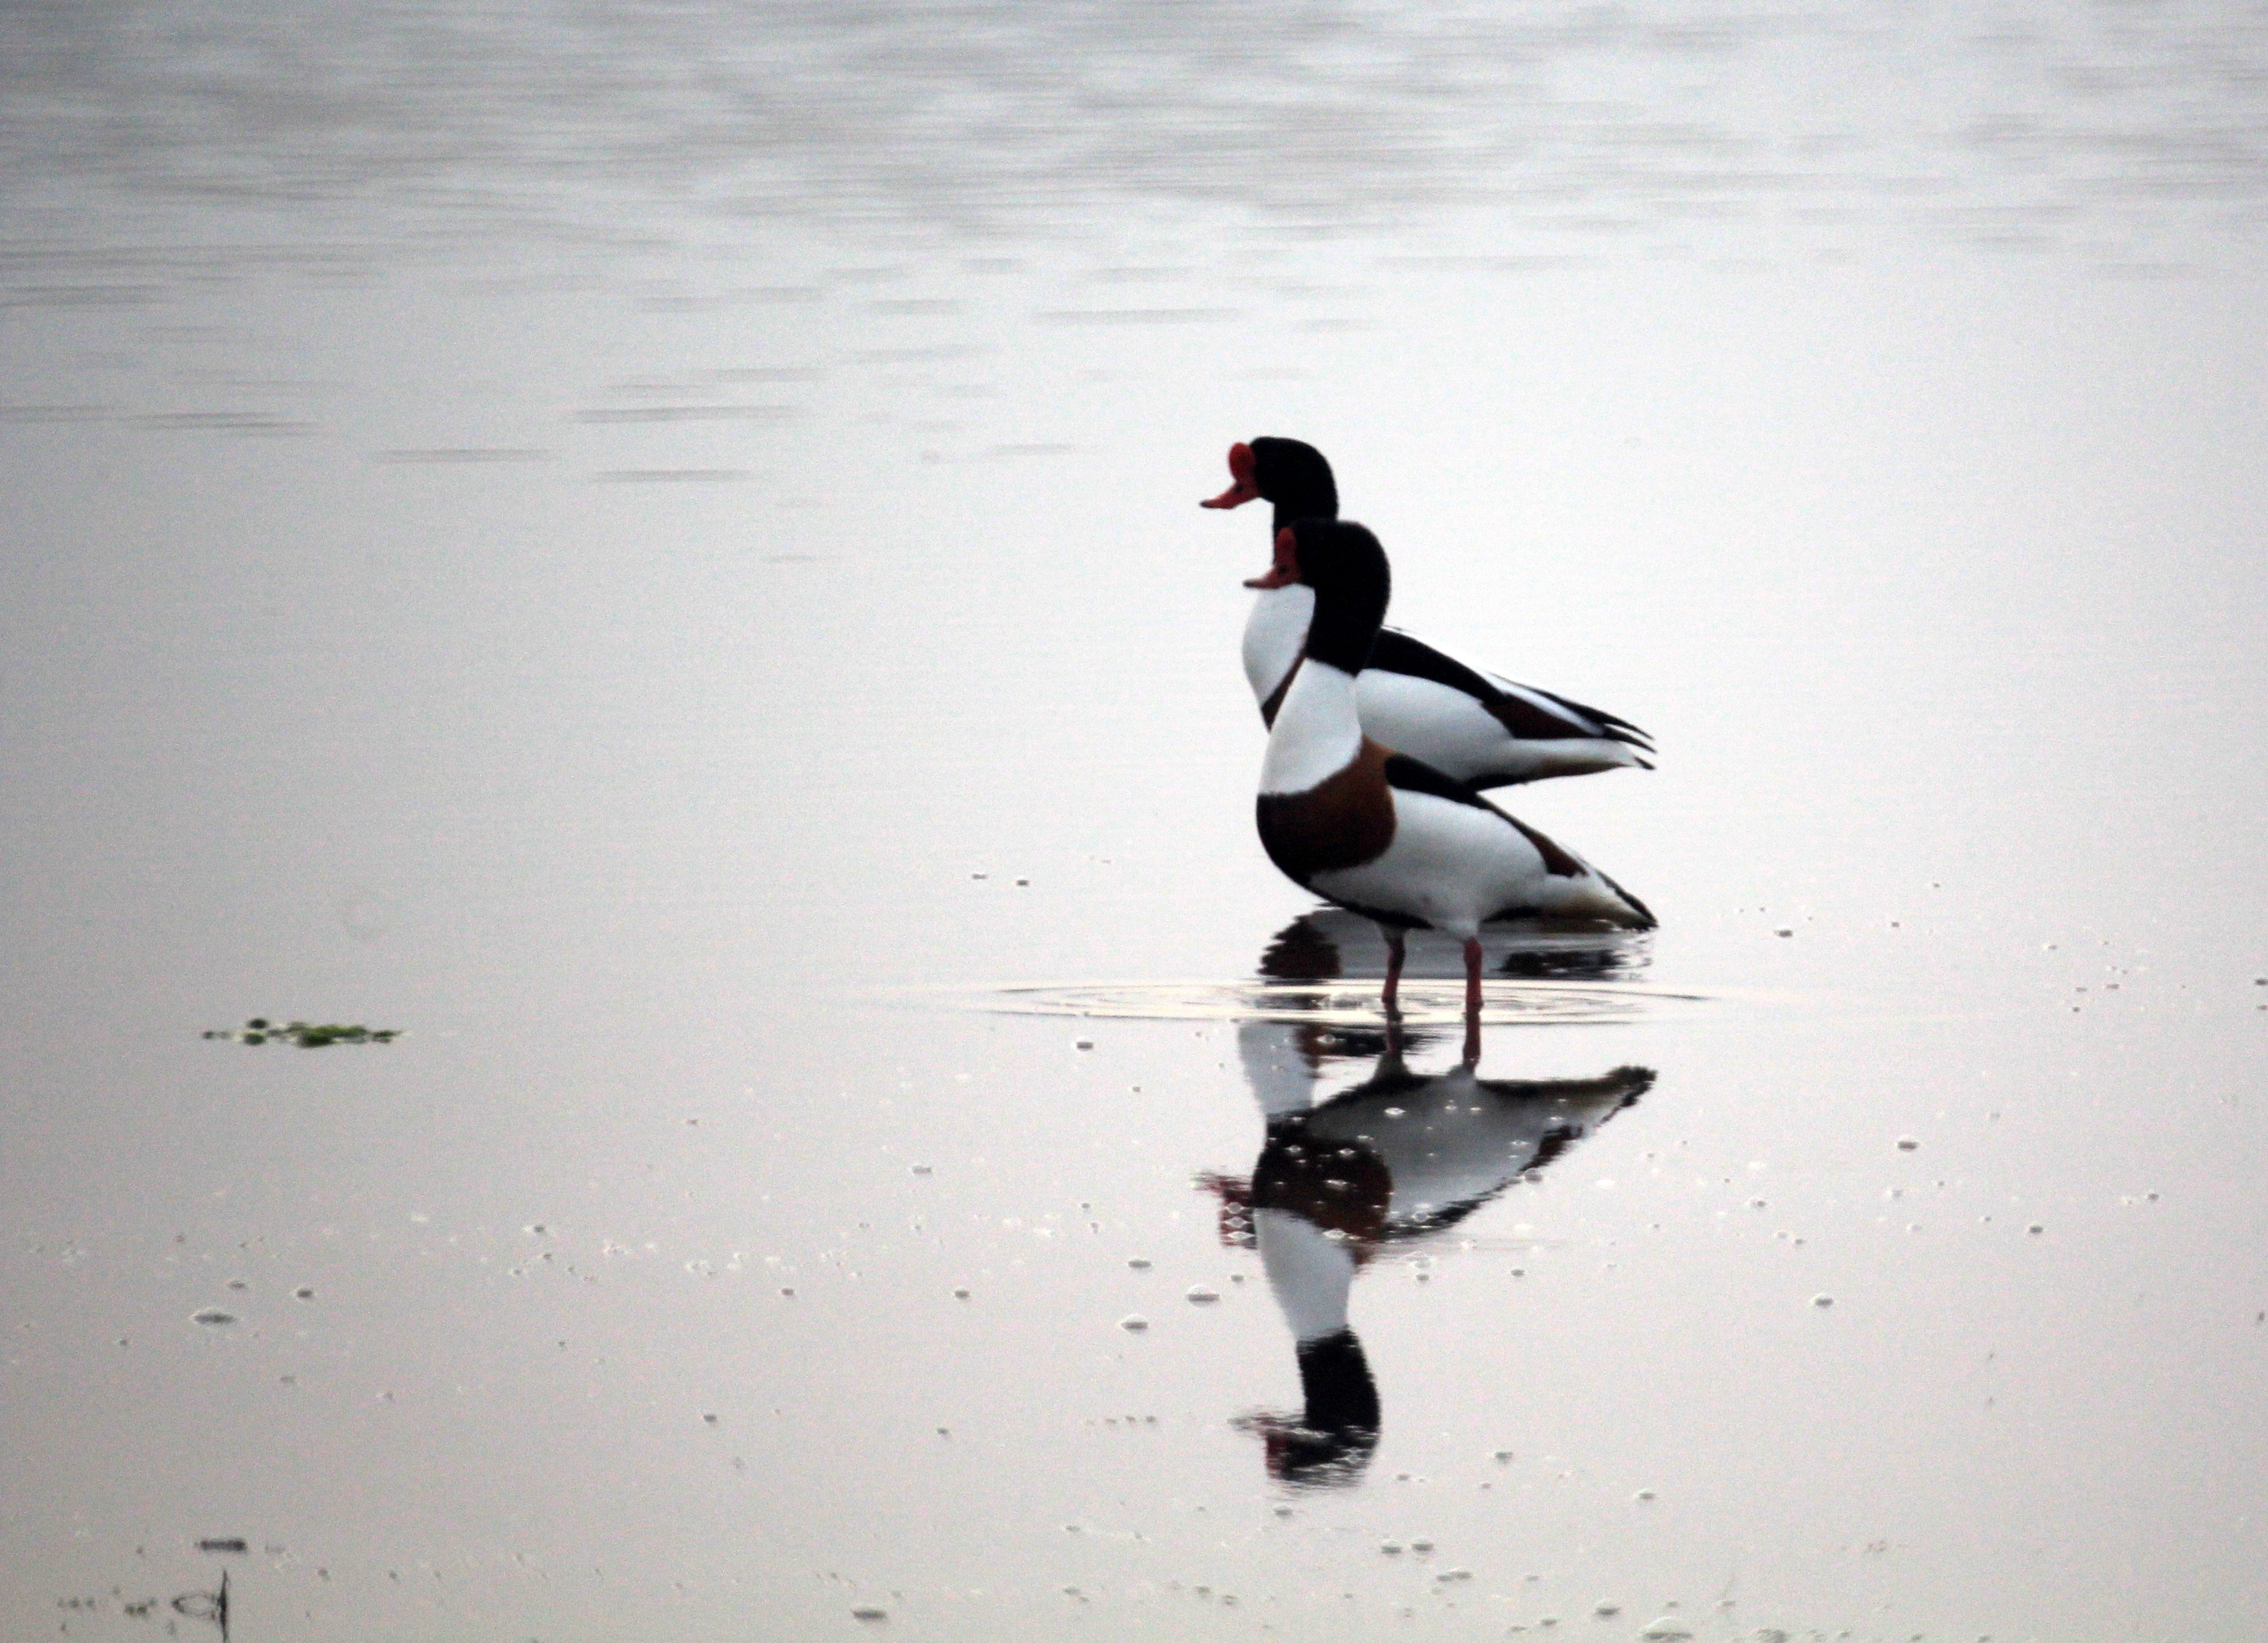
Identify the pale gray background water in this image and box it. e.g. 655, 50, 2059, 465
6, 3, 2268, 1640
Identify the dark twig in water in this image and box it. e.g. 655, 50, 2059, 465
171, 1568, 229, 1642
202, 1018, 400, 1047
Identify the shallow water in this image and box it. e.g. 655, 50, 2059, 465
7, 4, 2268, 1640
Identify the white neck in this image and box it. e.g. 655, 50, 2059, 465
1255, 1208, 1357, 1342
1242, 586, 1315, 706
1259, 657, 1361, 796
1237, 1021, 1318, 1119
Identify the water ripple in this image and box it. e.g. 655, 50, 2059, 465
6, 1, 2265, 253
971, 978, 1717, 1027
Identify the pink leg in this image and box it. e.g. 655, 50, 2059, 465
1380, 928, 1407, 1018
1462, 937, 1484, 1066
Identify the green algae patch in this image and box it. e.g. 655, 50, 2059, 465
203, 1018, 400, 1048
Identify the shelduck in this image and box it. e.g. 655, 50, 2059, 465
1251, 519, 1653, 1055
1203, 437, 1652, 786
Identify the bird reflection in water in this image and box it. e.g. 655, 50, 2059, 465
1199, 913, 1655, 1490
1260, 905, 1650, 988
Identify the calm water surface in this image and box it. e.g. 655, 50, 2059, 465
6, 4, 2268, 1640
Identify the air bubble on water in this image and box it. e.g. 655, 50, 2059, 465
293, 1287, 315, 1300
1075, 1040, 1094, 1050
1119, 1314, 1149, 1331
1635, 1489, 1656, 1501
1898, 1137, 1919, 1151
1185, 1286, 1219, 1304
1379, 1541, 1404, 1555
1812, 1294, 1834, 1308
910, 1164, 932, 1175
192, 1310, 237, 1327
851, 1605, 888, 1622
952, 1287, 971, 1300
1128, 1257, 1152, 1269
1594, 1602, 1621, 1617
1410, 1538, 1434, 1553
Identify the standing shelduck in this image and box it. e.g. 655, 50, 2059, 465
1204, 437, 1652, 786
1251, 519, 1653, 1057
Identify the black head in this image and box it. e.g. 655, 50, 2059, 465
1201, 437, 1339, 530
1247, 518, 1389, 674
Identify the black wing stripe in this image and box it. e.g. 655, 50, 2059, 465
1510, 682, 1654, 748
1365, 629, 1499, 702
1381, 754, 1496, 811
1368, 629, 1652, 751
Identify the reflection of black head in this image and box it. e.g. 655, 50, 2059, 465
1266, 1329, 1380, 1487
1250, 437, 1339, 533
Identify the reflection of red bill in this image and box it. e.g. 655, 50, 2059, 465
1201, 440, 1260, 509
1245, 525, 1298, 589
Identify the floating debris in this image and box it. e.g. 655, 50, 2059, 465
192, 1310, 237, 1327
851, 1604, 888, 1622
203, 1018, 399, 1048
194, 1538, 248, 1554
